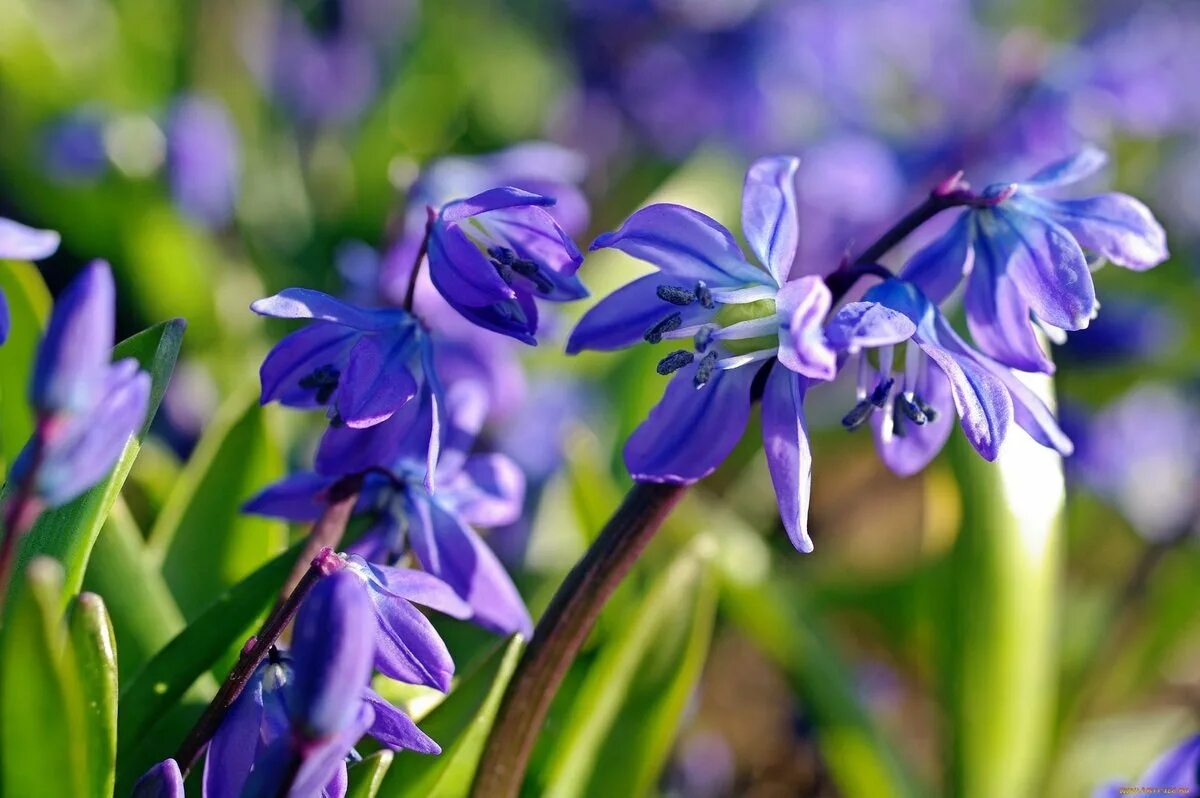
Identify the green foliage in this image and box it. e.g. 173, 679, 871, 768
66, 592, 119, 798
347, 750, 395, 798
0, 260, 50, 474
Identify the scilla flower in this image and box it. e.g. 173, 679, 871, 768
246, 383, 531, 637
0, 216, 60, 345
11, 261, 151, 507
903, 147, 1168, 373
1092, 733, 1199, 798
132, 759, 184, 798
568, 156, 837, 550
427, 187, 588, 344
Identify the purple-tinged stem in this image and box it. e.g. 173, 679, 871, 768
276, 475, 362, 603
402, 207, 437, 313
470, 176, 975, 797
174, 546, 344, 776
0, 419, 50, 620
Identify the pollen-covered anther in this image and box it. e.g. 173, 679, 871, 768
694, 325, 715, 352
644, 311, 684, 344
510, 258, 554, 293
656, 284, 697, 306
656, 349, 695, 376
841, 400, 874, 431
299, 364, 341, 404
693, 351, 719, 388
869, 377, 894, 408
916, 396, 938, 422
487, 246, 516, 265
897, 394, 928, 425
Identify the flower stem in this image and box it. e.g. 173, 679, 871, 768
471, 482, 686, 797
174, 545, 344, 776
402, 207, 437, 313
276, 475, 362, 603
471, 173, 975, 796
0, 424, 49, 621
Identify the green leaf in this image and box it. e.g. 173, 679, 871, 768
0, 260, 51, 474
0, 558, 86, 796
151, 385, 287, 619
115, 542, 298, 785
938, 426, 1063, 798
67, 592, 118, 798
380, 635, 525, 798
13, 318, 185, 609
83, 498, 187, 680
537, 542, 717, 798
347, 750, 395, 798
724, 578, 922, 798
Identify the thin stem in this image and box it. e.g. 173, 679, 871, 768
471, 482, 686, 797
471, 174, 974, 797
277, 475, 362, 604
0, 422, 49, 620
402, 207, 437, 313
175, 545, 344, 776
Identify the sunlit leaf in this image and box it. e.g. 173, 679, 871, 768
66, 591, 118, 798
0, 259, 51, 474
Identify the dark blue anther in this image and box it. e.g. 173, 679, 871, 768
487, 246, 517, 265
869, 377, 894, 408
897, 394, 928, 425
299, 364, 340, 404
693, 351, 719, 388
841, 400, 874, 430
510, 258, 554, 293
656, 285, 696, 306
645, 312, 683, 344
656, 349, 695, 376
916, 395, 938, 422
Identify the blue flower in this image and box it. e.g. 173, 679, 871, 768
163, 95, 241, 229
0, 216, 60, 346
902, 147, 1169, 373
1093, 733, 1199, 798
568, 156, 837, 550
132, 759, 184, 798
245, 383, 531, 637
427, 187, 588, 345
12, 261, 152, 507
202, 570, 440, 798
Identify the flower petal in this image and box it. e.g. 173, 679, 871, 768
202, 672, 266, 798
440, 186, 554, 223
824, 301, 916, 354
1022, 146, 1107, 189
367, 585, 456, 691
427, 223, 517, 308
590, 203, 769, 287
335, 334, 419, 429
287, 703, 374, 798
761, 364, 814, 552
624, 359, 756, 483
775, 276, 836, 380
1032, 194, 1168, 271
32, 260, 115, 412
363, 688, 441, 754
444, 453, 526, 528
260, 322, 359, 408
566, 273, 714, 354
0, 217, 61, 261
251, 288, 406, 331
0, 290, 9, 347
135, 759, 186, 798
899, 212, 973, 303
484, 205, 588, 301
742, 156, 800, 284
408, 495, 532, 637
242, 472, 338, 521
870, 363, 954, 477
979, 361, 1074, 456
363, 562, 472, 619
991, 208, 1096, 330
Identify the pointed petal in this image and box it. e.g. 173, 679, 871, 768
440, 186, 554, 223
368, 586, 456, 690
980, 362, 1074, 456
761, 365, 814, 552
991, 208, 1096, 330
775, 276, 836, 380
566, 273, 714, 354
899, 213, 972, 303
590, 203, 769, 286
315, 387, 428, 477
242, 472, 338, 521
1033, 194, 1168, 271
0, 217, 60, 261
624, 360, 756, 483
824, 301, 916, 353
362, 562, 472, 618
134, 759, 186, 798
32, 260, 115, 412
260, 323, 358, 408
427, 222, 516, 308
742, 156, 800, 284
203, 674, 265, 798
444, 453, 526, 528
408, 496, 532, 637
363, 689, 441, 754
335, 334, 419, 429
1023, 146, 1107, 189
251, 288, 406, 331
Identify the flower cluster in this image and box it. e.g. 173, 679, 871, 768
571, 151, 1167, 551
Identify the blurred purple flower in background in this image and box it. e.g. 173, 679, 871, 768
0, 216, 60, 345
164, 95, 241, 229
13, 261, 151, 507
40, 109, 109, 184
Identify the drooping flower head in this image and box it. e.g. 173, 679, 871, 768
569, 156, 837, 548
903, 147, 1169, 373
426, 187, 588, 345
203, 569, 440, 798
0, 216, 61, 345
12, 261, 152, 507
246, 383, 531, 637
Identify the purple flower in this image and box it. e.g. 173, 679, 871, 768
203, 570, 438, 798
132, 759, 184, 798
828, 279, 1072, 479
40, 110, 109, 184
569, 156, 838, 549
427, 187, 588, 345
903, 147, 1169, 373
0, 216, 60, 346
1093, 734, 1199, 798
12, 262, 151, 507
164, 95, 241, 228
246, 384, 531, 637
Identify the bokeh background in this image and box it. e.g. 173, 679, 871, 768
1, 0, 1197, 795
